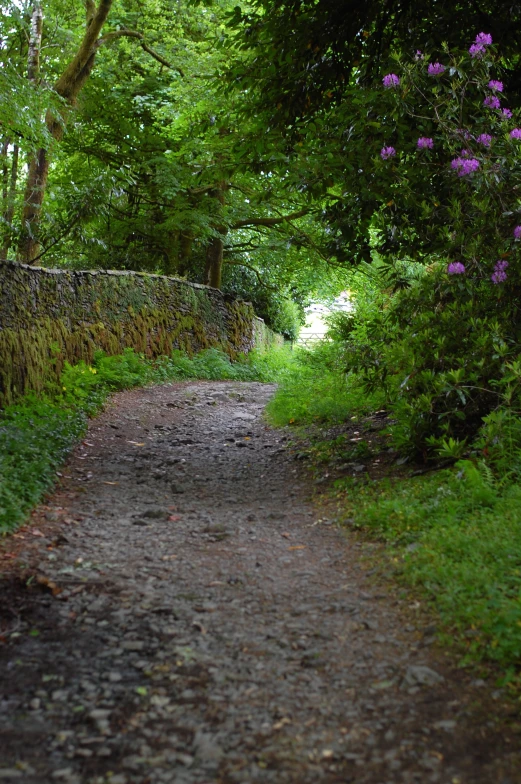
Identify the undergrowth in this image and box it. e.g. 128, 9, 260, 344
265, 340, 385, 426
270, 337, 521, 682
332, 462, 521, 682
0, 346, 291, 533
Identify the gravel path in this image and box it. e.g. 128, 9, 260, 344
0, 381, 520, 784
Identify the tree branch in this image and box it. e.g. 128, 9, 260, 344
96, 29, 184, 75
223, 259, 277, 290
230, 208, 308, 229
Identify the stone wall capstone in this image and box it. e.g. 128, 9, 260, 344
0, 260, 280, 406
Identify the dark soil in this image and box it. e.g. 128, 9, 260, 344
0, 381, 520, 784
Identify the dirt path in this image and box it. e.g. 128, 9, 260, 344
0, 381, 520, 784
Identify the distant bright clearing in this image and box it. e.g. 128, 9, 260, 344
297, 292, 352, 343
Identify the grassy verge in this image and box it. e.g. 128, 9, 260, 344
331, 466, 521, 682
0, 346, 292, 534
265, 341, 385, 426
267, 342, 521, 686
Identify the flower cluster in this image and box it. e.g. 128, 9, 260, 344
451, 157, 480, 176
469, 32, 493, 58
377, 32, 521, 289
491, 259, 508, 284
484, 95, 501, 110
380, 146, 396, 160
428, 62, 445, 76
383, 73, 400, 89
447, 262, 466, 275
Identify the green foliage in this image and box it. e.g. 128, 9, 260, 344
153, 346, 293, 382
0, 345, 290, 533
338, 259, 521, 456
266, 341, 385, 427
340, 461, 521, 672
0, 397, 86, 533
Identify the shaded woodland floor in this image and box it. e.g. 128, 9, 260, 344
0, 381, 520, 784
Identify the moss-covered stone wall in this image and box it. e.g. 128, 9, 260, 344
0, 261, 279, 406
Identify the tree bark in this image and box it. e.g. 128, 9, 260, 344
2, 143, 19, 259
205, 235, 224, 289
204, 181, 227, 288
27, 1, 43, 83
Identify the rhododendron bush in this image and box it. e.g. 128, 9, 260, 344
330, 35, 521, 456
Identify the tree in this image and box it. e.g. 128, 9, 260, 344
16, 0, 182, 262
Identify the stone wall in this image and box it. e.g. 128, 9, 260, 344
0, 261, 281, 407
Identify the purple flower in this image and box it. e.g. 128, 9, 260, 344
476, 133, 493, 147
383, 73, 400, 88
381, 146, 396, 160
510, 128, 521, 139
502, 108, 513, 118
417, 137, 434, 149
491, 259, 508, 284
513, 226, 521, 239
469, 43, 486, 58
414, 50, 424, 61
428, 62, 446, 76
460, 148, 472, 157
488, 80, 504, 92
484, 95, 501, 109
447, 262, 466, 275
475, 32, 493, 45
451, 157, 480, 176
456, 128, 471, 140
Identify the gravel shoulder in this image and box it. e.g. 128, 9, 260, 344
0, 380, 520, 784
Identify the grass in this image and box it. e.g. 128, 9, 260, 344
265, 341, 385, 426
0, 345, 292, 534
331, 463, 521, 679
267, 339, 521, 683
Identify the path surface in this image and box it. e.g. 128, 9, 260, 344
0, 381, 520, 784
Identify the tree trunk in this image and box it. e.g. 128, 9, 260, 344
18, 0, 113, 263
204, 181, 227, 288
205, 235, 224, 289
2, 143, 19, 259
27, 1, 43, 82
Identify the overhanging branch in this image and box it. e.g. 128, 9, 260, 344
97, 29, 184, 75
223, 258, 277, 290
230, 208, 308, 230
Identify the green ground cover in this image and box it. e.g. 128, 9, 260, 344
267, 343, 521, 685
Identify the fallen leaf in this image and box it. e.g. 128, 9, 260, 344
281, 532, 291, 539
161, 555, 177, 561
102, 481, 119, 485
288, 545, 306, 551
30, 529, 45, 537
273, 717, 292, 730
168, 514, 181, 522
36, 575, 63, 596
127, 440, 145, 446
